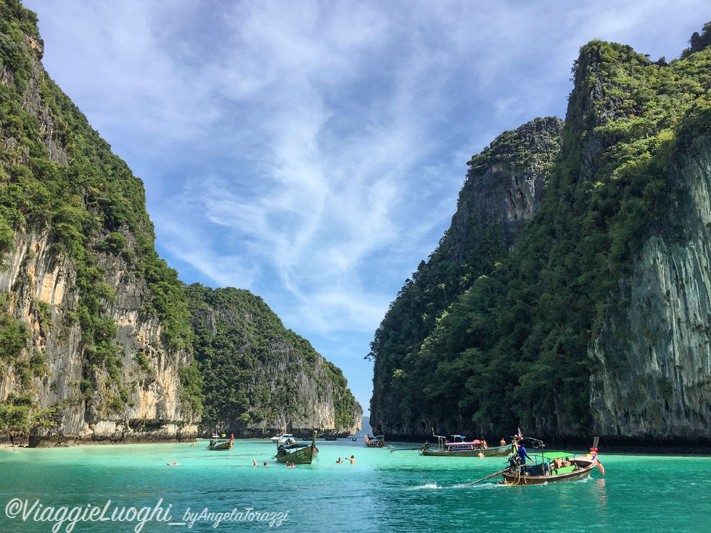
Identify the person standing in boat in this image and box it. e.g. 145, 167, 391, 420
517, 442, 531, 473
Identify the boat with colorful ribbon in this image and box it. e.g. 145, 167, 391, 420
498, 437, 604, 486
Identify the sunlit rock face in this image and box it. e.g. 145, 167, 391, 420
0, 230, 199, 445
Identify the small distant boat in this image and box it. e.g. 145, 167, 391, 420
270, 433, 293, 442
207, 434, 234, 451
365, 435, 385, 448
351, 437, 357, 441
274, 431, 319, 464
324, 435, 337, 441
421, 434, 515, 457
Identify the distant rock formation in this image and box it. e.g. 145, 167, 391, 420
187, 284, 362, 438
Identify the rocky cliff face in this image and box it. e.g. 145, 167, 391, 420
187, 284, 362, 437
590, 135, 711, 440
0, 2, 197, 445
0, 231, 197, 445
456, 117, 564, 259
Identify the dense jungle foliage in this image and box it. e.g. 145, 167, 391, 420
370, 22, 711, 438
187, 283, 357, 434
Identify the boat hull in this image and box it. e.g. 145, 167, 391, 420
207, 440, 233, 451
422, 443, 514, 457
275, 431, 318, 464
275, 445, 318, 464
501, 460, 594, 485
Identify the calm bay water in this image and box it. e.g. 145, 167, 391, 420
0, 439, 709, 532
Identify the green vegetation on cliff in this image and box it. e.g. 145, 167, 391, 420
369, 117, 564, 433
370, 22, 711, 438
186, 283, 357, 435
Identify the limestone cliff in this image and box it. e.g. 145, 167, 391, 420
590, 130, 711, 441
187, 284, 362, 437
370, 22, 711, 442
0, 1, 197, 445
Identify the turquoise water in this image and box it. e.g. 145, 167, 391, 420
0, 439, 709, 532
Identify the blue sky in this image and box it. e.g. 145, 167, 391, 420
23, 0, 710, 413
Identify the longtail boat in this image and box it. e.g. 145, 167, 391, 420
498, 438, 604, 486
421, 434, 515, 457
274, 431, 319, 464
207, 434, 234, 450
365, 435, 385, 447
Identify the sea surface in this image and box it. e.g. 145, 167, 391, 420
0, 438, 709, 532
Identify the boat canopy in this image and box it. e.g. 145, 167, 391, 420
530, 451, 576, 460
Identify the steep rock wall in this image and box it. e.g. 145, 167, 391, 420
590, 136, 711, 440
370, 117, 563, 436
0, 230, 198, 445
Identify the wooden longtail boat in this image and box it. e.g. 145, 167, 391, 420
207, 434, 233, 450
365, 435, 385, 447
499, 438, 604, 486
275, 431, 319, 464
421, 434, 515, 457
